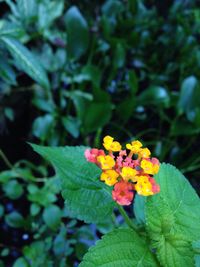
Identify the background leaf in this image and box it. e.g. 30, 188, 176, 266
64, 6, 89, 59
0, 36, 50, 89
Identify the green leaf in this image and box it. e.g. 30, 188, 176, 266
83, 102, 112, 134
4, 107, 14, 121
113, 42, 125, 68
0, 21, 25, 38
177, 76, 200, 122
62, 116, 80, 138
23, 241, 52, 266
0, 204, 4, 217
133, 194, 146, 225
31, 145, 115, 223
64, 6, 89, 59
128, 70, 138, 95
170, 119, 200, 136
2, 179, 24, 199
1, 248, 9, 257
43, 204, 62, 230
13, 257, 28, 267
193, 240, 200, 267
38, 0, 64, 30
0, 36, 50, 89
32, 114, 54, 141
146, 163, 200, 267
138, 86, 170, 107
0, 57, 17, 85
5, 211, 24, 228
30, 203, 41, 216
80, 228, 158, 266
17, 0, 38, 22
27, 181, 58, 207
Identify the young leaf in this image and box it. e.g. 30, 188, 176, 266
31, 145, 115, 223
146, 163, 200, 267
80, 228, 158, 266
0, 36, 50, 89
5, 211, 25, 228
43, 204, 62, 231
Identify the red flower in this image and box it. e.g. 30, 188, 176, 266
112, 180, 134, 206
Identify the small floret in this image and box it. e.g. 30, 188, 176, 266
135, 175, 153, 196
112, 180, 134, 206
97, 155, 115, 170
138, 148, 151, 158
103, 135, 122, 152
100, 170, 119, 186
126, 140, 142, 153
121, 167, 138, 182
84, 148, 105, 164
141, 158, 160, 175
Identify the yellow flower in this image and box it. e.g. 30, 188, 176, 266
97, 155, 115, 170
103, 135, 121, 152
135, 176, 153, 196
121, 167, 138, 182
141, 159, 159, 175
138, 148, 151, 158
100, 170, 119, 186
126, 140, 142, 153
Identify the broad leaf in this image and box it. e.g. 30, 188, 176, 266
0, 36, 49, 89
146, 163, 200, 267
31, 145, 115, 223
80, 228, 158, 267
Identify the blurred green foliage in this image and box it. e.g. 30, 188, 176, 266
0, 0, 200, 266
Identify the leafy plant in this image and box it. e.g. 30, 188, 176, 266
30, 138, 200, 267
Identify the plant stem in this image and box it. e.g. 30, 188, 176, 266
0, 149, 13, 169
117, 204, 137, 231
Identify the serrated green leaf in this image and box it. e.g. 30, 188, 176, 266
80, 228, 158, 267
146, 163, 200, 267
0, 36, 49, 89
31, 145, 115, 223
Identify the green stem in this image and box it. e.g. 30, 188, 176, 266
0, 149, 13, 169
117, 204, 137, 231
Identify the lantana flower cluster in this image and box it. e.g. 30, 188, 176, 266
85, 136, 160, 206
